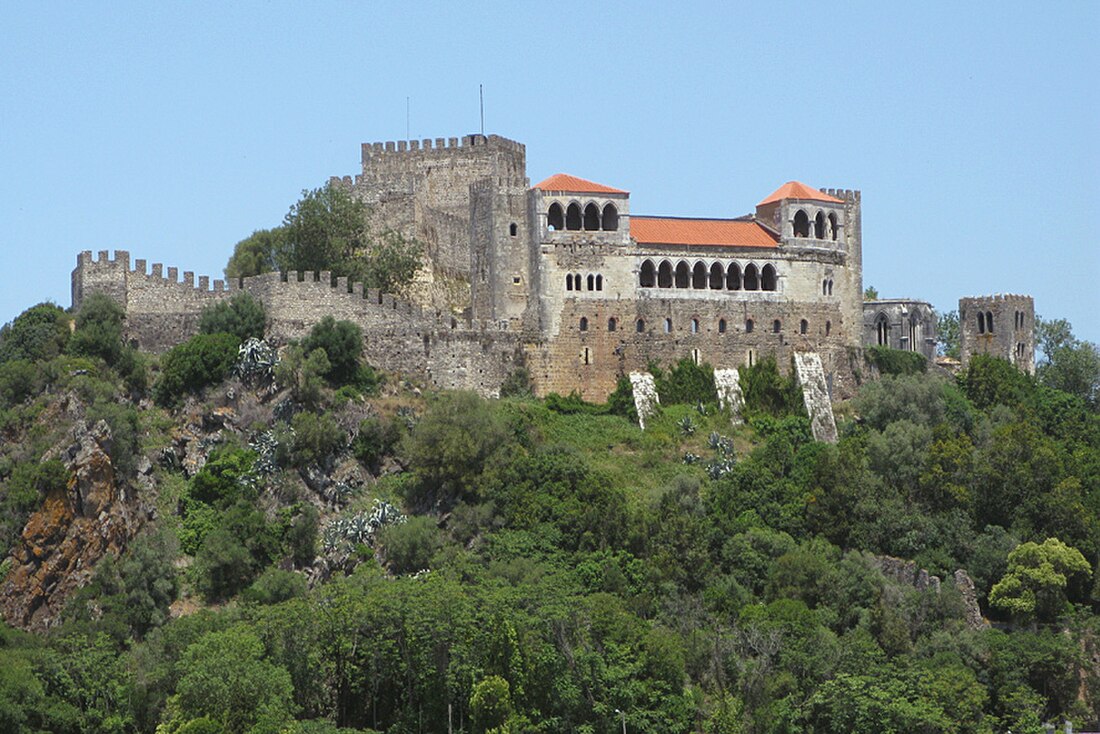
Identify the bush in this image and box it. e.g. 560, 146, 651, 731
288, 411, 344, 468
191, 528, 255, 602
544, 391, 608, 415
652, 358, 717, 406
199, 292, 266, 342
301, 316, 363, 386
499, 368, 533, 398
959, 354, 1032, 410
154, 333, 241, 406
86, 400, 142, 477
865, 346, 927, 376
274, 345, 329, 409
0, 302, 70, 364
378, 516, 441, 574
242, 568, 307, 605
606, 375, 638, 422
740, 356, 805, 418
0, 359, 38, 409
352, 416, 400, 470
68, 292, 126, 366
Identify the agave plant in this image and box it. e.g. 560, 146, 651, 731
678, 415, 697, 436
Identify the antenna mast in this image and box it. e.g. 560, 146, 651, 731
479, 84, 484, 136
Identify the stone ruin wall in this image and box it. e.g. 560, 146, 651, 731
72, 250, 519, 396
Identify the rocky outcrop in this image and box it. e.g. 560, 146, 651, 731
1, 420, 141, 631
870, 556, 989, 631
954, 569, 988, 631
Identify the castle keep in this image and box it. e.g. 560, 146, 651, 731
71, 132, 1032, 402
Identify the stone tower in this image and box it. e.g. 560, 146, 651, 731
959, 294, 1034, 374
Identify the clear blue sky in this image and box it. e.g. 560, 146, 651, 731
2, 1, 1098, 342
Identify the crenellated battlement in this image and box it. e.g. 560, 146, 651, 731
960, 293, 1032, 304
822, 188, 861, 202
360, 133, 524, 161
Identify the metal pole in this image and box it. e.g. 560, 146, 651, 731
480, 84, 484, 136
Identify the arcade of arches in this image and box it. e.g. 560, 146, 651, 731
638, 259, 778, 292
547, 201, 620, 232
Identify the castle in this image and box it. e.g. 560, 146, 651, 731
71, 133, 1035, 404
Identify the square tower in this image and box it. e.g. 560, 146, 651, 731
959, 294, 1035, 374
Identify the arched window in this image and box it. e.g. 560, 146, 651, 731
718, 318, 727, 333
640, 259, 656, 287
800, 319, 808, 335
608, 317, 617, 332
709, 262, 724, 289
566, 203, 582, 231
658, 260, 673, 288
823, 279, 829, 295
548, 203, 564, 231
509, 222, 518, 236
977, 312, 985, 334
814, 211, 826, 239
727, 263, 742, 290
793, 210, 810, 237
602, 203, 618, 231
596, 274, 603, 291
692, 261, 707, 289
827, 279, 833, 296
876, 314, 890, 345
828, 213, 838, 241
825, 320, 831, 336
579, 317, 588, 332
583, 203, 600, 231
636, 319, 645, 333
664, 318, 673, 333
986, 311, 994, 333
773, 319, 782, 333
743, 263, 759, 291
761, 264, 777, 291
587, 274, 595, 291
567, 274, 575, 291
691, 318, 699, 333
745, 318, 754, 333
675, 261, 690, 288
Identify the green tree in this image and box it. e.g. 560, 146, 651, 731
470, 675, 512, 733
154, 332, 240, 406
937, 309, 960, 359
1035, 317, 1100, 408
167, 626, 295, 733
959, 354, 1032, 410
301, 316, 363, 386
402, 391, 509, 507
989, 537, 1092, 623
199, 292, 266, 342
0, 302, 70, 364
275, 345, 330, 409
68, 292, 126, 366
225, 228, 283, 279
360, 228, 423, 296
277, 182, 369, 276
864, 286, 879, 300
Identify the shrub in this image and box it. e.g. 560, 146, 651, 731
499, 368, 533, 398
865, 346, 927, 376
653, 357, 717, 406
301, 316, 363, 386
605, 375, 638, 422
86, 400, 142, 477
959, 353, 1032, 410
199, 292, 266, 342
68, 292, 126, 366
274, 345, 329, 409
544, 391, 607, 415
352, 416, 400, 470
377, 516, 441, 574
740, 356, 805, 418
242, 568, 307, 605
191, 528, 255, 602
288, 411, 344, 467
154, 332, 241, 406
0, 302, 70, 364
0, 359, 38, 409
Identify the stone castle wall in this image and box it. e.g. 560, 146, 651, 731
71, 250, 520, 396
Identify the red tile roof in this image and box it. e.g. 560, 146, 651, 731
533, 173, 628, 195
758, 181, 843, 206
630, 217, 778, 249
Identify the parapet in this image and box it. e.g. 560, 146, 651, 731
822, 188, 861, 202
360, 133, 525, 168
959, 293, 1033, 304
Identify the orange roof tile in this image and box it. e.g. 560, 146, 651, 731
630, 217, 778, 249
757, 181, 843, 206
533, 173, 628, 195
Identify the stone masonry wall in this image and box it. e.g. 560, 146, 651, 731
959, 294, 1035, 374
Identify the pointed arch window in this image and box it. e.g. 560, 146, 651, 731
674, 261, 690, 289
727, 263, 742, 290
640, 260, 656, 287
743, 263, 759, 291
793, 210, 810, 237
658, 260, 673, 288
583, 203, 600, 231
761, 264, 777, 291
692, 261, 707, 289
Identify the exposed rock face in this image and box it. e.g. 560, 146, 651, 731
713, 368, 745, 425
871, 555, 941, 592
793, 352, 838, 443
954, 569, 988, 630
1, 420, 140, 631
629, 372, 659, 430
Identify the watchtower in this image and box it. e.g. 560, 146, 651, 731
959, 294, 1034, 374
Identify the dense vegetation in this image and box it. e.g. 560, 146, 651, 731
1, 293, 1099, 734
